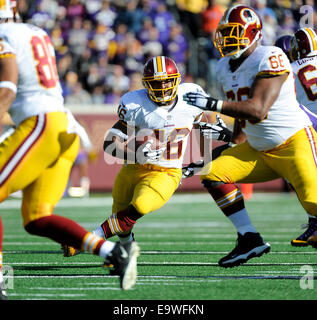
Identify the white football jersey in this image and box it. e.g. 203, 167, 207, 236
291, 56, 317, 115
216, 45, 312, 151
0, 23, 64, 126
118, 83, 204, 168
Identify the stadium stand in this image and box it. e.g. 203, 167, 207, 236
17, 0, 310, 101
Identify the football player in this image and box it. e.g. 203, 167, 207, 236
62, 55, 216, 257
183, 4, 317, 267
0, 0, 139, 298
286, 28, 317, 246
274, 32, 317, 133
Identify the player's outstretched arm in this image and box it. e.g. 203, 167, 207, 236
183, 73, 288, 122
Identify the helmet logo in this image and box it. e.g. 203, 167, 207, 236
240, 8, 258, 25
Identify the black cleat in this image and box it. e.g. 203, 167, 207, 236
307, 229, 317, 249
103, 233, 136, 268
218, 232, 271, 268
0, 281, 8, 300
107, 241, 140, 290
291, 218, 317, 247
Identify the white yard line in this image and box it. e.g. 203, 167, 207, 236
4, 261, 317, 267
29, 287, 121, 291
1, 241, 301, 246
4, 250, 317, 255
8, 293, 86, 297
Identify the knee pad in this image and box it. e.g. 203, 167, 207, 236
132, 198, 153, 215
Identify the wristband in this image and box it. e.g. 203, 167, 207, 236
0, 81, 17, 94
216, 100, 223, 113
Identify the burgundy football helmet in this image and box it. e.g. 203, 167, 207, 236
214, 4, 262, 59
142, 56, 181, 104
289, 27, 317, 61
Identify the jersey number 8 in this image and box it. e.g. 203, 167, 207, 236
31, 35, 58, 88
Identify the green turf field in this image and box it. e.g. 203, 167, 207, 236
1, 192, 317, 301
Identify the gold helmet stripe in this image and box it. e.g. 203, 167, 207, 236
156, 56, 162, 73
304, 27, 317, 51
152, 56, 168, 75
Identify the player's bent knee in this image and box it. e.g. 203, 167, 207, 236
132, 201, 151, 215
22, 201, 54, 227
24, 217, 49, 236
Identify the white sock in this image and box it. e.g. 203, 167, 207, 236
119, 233, 133, 244
228, 208, 257, 235
98, 241, 116, 259
93, 226, 106, 239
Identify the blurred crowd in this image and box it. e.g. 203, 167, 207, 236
17, 0, 317, 105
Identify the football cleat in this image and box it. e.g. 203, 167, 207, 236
61, 244, 82, 257
291, 218, 317, 247
103, 259, 114, 268
107, 241, 140, 290
218, 232, 271, 268
307, 229, 317, 249
0, 281, 8, 300
103, 233, 135, 268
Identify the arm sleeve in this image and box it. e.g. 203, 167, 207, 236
0, 36, 16, 58
117, 97, 139, 126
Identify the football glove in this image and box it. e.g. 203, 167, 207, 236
199, 115, 233, 142
136, 139, 166, 164
182, 159, 204, 179
183, 91, 223, 112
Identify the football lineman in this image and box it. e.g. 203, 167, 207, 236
0, 0, 140, 298
183, 4, 317, 267
63, 55, 217, 257
280, 28, 317, 247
